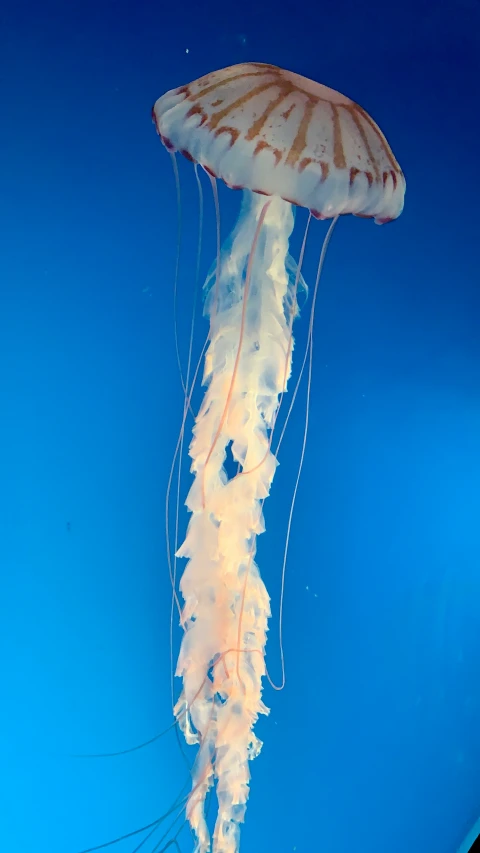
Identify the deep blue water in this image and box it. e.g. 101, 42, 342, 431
2, 1, 480, 852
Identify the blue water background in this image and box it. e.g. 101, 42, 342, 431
2, 1, 480, 852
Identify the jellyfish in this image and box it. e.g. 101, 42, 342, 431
152, 62, 405, 853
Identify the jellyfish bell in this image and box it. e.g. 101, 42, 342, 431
153, 61, 405, 224
153, 63, 405, 853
